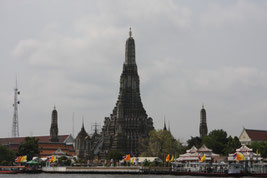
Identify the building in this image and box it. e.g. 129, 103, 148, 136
75, 121, 102, 160
199, 105, 208, 138
239, 128, 267, 145
50, 106, 59, 142
176, 145, 219, 163
100, 29, 154, 157
228, 145, 262, 162
75, 122, 90, 159
75, 29, 154, 159
0, 107, 75, 158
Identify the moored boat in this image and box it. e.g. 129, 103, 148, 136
0, 166, 25, 174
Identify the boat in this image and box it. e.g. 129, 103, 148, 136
0, 166, 26, 174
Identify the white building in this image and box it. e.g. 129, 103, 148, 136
239, 128, 267, 145
228, 145, 262, 162
176, 145, 219, 162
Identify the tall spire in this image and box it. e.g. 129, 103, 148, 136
163, 116, 167, 131
82, 116, 85, 129
199, 105, 208, 138
50, 106, 59, 142
125, 27, 136, 65
129, 27, 132, 37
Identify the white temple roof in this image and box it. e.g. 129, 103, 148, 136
186, 146, 198, 153
198, 144, 212, 152
236, 145, 252, 152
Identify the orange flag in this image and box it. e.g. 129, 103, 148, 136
15, 156, 22, 163
166, 154, 170, 162
125, 154, 130, 161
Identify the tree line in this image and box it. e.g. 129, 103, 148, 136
0, 137, 39, 165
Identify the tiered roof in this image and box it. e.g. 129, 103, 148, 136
236, 145, 252, 152
228, 145, 262, 162
176, 145, 219, 162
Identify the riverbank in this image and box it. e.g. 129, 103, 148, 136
42, 166, 142, 174
40, 166, 267, 177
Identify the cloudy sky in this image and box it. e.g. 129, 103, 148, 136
1, 0, 267, 142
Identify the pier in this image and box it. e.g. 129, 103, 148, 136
42, 166, 142, 174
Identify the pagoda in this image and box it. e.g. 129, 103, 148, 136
100, 28, 154, 156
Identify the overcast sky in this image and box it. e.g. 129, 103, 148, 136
0, 0, 267, 142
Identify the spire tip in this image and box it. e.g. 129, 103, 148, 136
129, 27, 132, 37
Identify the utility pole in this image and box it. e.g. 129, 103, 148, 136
12, 78, 20, 137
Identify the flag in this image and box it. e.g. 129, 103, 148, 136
200, 154, 206, 162
170, 155, 174, 162
52, 156, 56, 162
236, 152, 245, 162
20, 155, 27, 162
49, 156, 56, 163
15, 156, 22, 163
233, 152, 237, 159
49, 156, 53, 163
166, 154, 170, 162
132, 157, 135, 165
123, 154, 130, 161
239, 153, 245, 161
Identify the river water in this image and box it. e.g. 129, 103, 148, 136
0, 174, 253, 178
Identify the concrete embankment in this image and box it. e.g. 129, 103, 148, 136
42, 166, 142, 174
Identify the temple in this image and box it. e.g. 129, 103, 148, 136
199, 105, 208, 138
0, 107, 75, 157
100, 28, 154, 157
75, 29, 154, 159
50, 106, 59, 142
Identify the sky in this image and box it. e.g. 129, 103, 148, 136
0, 0, 267, 143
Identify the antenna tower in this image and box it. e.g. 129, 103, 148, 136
91, 122, 100, 134
12, 79, 20, 137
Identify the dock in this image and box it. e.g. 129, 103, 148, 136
42, 166, 142, 174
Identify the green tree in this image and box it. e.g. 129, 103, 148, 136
0, 144, 16, 165
187, 136, 202, 149
106, 150, 123, 162
140, 129, 185, 161
202, 129, 228, 155
248, 142, 267, 158
224, 136, 241, 155
58, 156, 72, 166
18, 137, 40, 161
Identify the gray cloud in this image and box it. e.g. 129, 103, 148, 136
0, 0, 267, 141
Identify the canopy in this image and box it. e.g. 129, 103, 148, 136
26, 160, 39, 164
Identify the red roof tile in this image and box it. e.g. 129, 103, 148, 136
39, 143, 68, 149
246, 129, 267, 141
0, 135, 69, 145
0, 135, 76, 157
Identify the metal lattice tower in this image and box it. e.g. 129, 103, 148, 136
91, 122, 100, 134
12, 79, 20, 137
